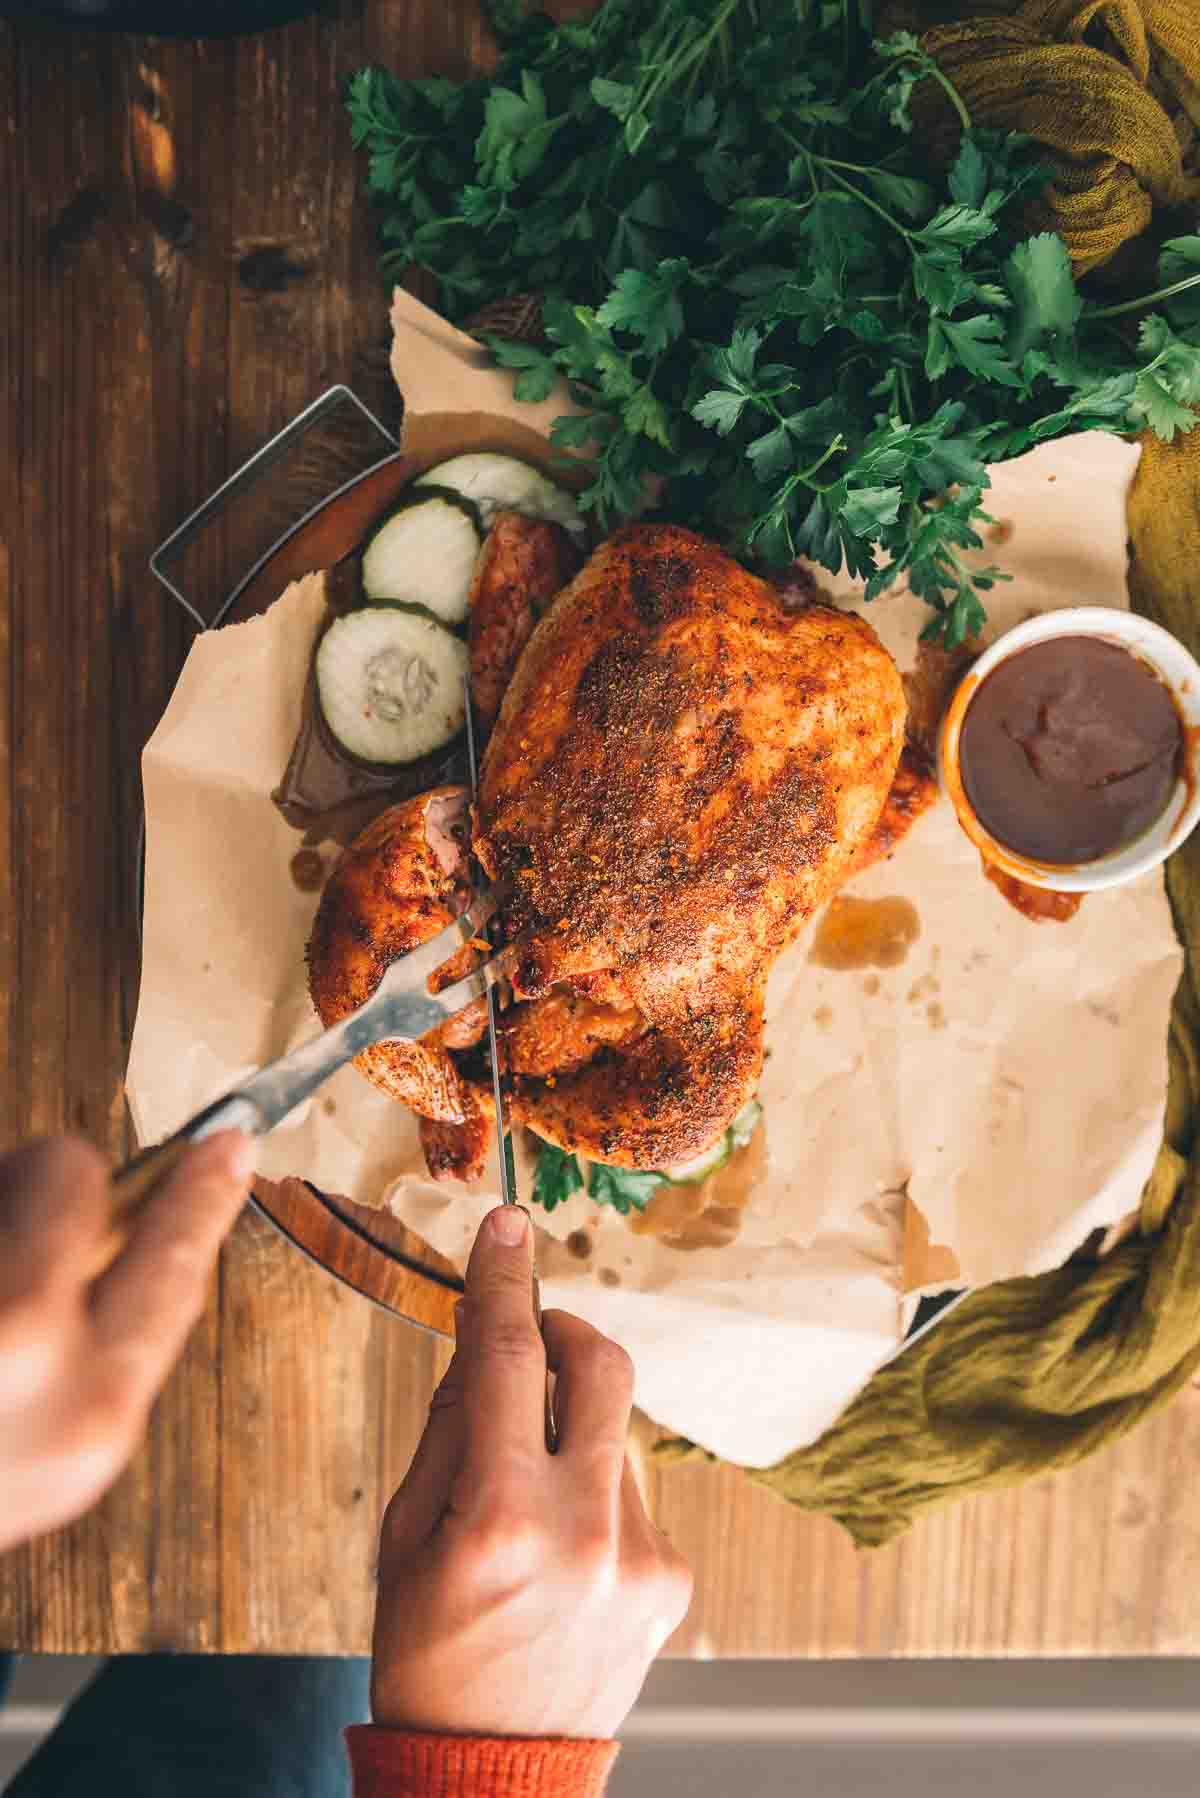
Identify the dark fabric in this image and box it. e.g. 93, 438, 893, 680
3, 1655, 370, 1798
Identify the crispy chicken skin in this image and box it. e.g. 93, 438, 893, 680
474, 523, 906, 1166
307, 523, 915, 1181
306, 789, 482, 1123
468, 511, 580, 731
503, 986, 646, 1076
419, 1105, 492, 1183
851, 740, 939, 876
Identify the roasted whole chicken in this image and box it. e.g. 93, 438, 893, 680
308, 520, 913, 1181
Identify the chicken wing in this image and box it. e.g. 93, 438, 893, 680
468, 510, 580, 731
306, 788, 480, 1122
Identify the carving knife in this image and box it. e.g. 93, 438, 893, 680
463, 679, 557, 1450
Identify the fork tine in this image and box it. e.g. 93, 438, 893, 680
380, 882, 504, 991
431, 949, 514, 1019
450, 879, 507, 945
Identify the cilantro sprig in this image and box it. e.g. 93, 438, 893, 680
349, 0, 1200, 645
531, 1141, 663, 1216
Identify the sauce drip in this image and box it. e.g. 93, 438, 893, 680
983, 860, 1082, 924
809, 894, 921, 971
902, 639, 978, 758
289, 848, 326, 893
959, 635, 1182, 864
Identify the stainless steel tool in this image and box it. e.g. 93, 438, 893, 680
463, 682, 516, 1207
110, 882, 507, 1254
463, 679, 557, 1451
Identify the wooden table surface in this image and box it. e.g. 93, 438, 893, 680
4, 1, 1200, 1658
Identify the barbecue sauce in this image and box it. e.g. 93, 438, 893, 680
959, 636, 1181, 865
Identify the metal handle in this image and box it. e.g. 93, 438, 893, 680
149, 384, 399, 631
137, 383, 401, 935
99, 1095, 260, 1280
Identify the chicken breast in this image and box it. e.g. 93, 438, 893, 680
474, 524, 906, 1166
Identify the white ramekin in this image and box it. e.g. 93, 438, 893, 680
937, 606, 1200, 893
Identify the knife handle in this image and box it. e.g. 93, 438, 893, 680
531, 1271, 559, 1454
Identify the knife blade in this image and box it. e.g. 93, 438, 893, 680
462, 678, 555, 1452
463, 681, 516, 1207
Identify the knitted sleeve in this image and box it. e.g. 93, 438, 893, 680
345, 1726, 619, 1798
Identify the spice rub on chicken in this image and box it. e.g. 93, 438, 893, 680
471, 522, 906, 1167
306, 789, 490, 1142
306, 520, 908, 1181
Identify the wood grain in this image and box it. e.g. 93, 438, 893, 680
4, 1, 1200, 1657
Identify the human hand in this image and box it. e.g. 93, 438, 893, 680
0, 1131, 253, 1553
372, 1205, 693, 1739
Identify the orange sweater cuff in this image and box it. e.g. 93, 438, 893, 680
345, 1725, 619, 1798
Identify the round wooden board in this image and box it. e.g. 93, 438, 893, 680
227, 452, 463, 1336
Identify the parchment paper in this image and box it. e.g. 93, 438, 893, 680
127, 293, 1182, 1468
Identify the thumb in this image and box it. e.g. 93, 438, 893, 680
463, 1203, 538, 1316
458, 1206, 547, 1484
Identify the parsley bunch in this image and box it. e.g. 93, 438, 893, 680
348, 0, 1200, 644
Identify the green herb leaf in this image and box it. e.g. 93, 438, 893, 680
1003, 232, 1081, 359
350, 0, 1200, 646
866, 170, 935, 222
590, 76, 634, 119
927, 313, 1021, 387
532, 1142, 584, 1212
596, 261, 689, 356
842, 483, 902, 534
917, 205, 996, 250
691, 387, 748, 435
948, 135, 988, 209
1159, 236, 1200, 328
587, 1162, 665, 1215
624, 384, 672, 446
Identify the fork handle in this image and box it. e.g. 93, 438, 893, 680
100, 1095, 260, 1278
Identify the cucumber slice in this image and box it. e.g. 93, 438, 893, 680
415, 453, 584, 539
729, 1097, 763, 1150
663, 1134, 733, 1186
315, 607, 468, 766
361, 491, 482, 627
662, 1098, 763, 1185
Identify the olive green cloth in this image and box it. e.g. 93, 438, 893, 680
658, 1, 1200, 1544
885, 0, 1200, 271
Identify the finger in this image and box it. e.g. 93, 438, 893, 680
380, 1339, 468, 1560
89, 1131, 254, 1401
458, 1206, 547, 1492
541, 1309, 634, 1499
0, 1137, 110, 1302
